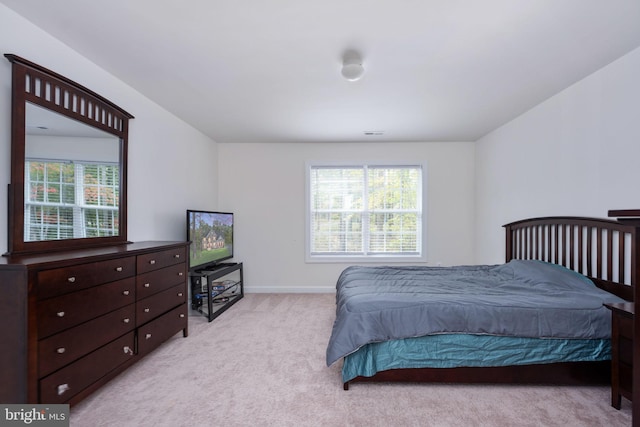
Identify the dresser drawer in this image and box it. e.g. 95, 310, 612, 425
39, 332, 135, 404
137, 247, 187, 274
39, 304, 135, 377
138, 304, 188, 356
136, 263, 186, 299
37, 257, 136, 299
136, 284, 186, 326
38, 277, 135, 338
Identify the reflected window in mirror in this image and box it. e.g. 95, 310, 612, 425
25, 160, 120, 241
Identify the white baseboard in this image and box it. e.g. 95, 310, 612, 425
244, 286, 335, 294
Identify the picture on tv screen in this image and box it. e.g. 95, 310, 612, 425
187, 210, 233, 270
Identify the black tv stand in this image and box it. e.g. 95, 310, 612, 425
194, 262, 235, 274
189, 262, 243, 322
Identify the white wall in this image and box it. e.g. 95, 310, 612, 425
218, 141, 475, 292
0, 5, 218, 255
475, 46, 640, 264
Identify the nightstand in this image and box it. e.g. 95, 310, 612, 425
604, 302, 634, 409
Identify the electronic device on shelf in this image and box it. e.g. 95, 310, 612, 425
188, 262, 244, 321
186, 210, 243, 322
186, 209, 234, 272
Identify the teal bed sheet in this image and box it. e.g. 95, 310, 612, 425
342, 333, 610, 383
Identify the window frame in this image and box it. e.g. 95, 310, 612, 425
305, 161, 427, 263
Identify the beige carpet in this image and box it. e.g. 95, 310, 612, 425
69, 294, 632, 427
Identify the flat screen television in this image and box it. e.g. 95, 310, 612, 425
186, 210, 234, 271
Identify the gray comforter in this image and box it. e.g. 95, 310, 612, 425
326, 260, 626, 366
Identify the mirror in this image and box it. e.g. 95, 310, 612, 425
4, 54, 133, 256
25, 103, 122, 242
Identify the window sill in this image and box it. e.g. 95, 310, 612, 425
306, 254, 427, 264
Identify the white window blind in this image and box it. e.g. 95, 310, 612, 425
308, 164, 423, 260
25, 160, 120, 241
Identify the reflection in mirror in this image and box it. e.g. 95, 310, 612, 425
25, 103, 122, 241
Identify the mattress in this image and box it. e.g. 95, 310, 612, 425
327, 260, 626, 366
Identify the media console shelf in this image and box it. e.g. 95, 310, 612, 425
189, 262, 243, 322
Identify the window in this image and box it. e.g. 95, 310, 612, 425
307, 163, 424, 262
25, 160, 120, 241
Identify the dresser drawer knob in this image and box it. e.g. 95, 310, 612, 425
149, 260, 156, 265
144, 308, 150, 313
123, 290, 130, 296
123, 318, 131, 323
145, 333, 152, 339
123, 346, 133, 355
56, 347, 66, 354
67, 277, 76, 283
177, 292, 183, 297
179, 313, 185, 318
57, 384, 70, 396
115, 266, 123, 272
144, 283, 150, 288
174, 254, 180, 258
178, 272, 183, 276
56, 311, 65, 318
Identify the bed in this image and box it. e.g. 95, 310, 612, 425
326, 215, 639, 390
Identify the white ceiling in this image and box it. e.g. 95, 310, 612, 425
3, 1, 640, 143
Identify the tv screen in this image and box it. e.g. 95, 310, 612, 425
186, 210, 234, 271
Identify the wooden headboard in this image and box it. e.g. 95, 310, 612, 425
504, 216, 639, 302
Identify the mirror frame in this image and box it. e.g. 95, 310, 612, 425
4, 54, 134, 256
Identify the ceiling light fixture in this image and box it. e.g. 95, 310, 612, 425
341, 50, 364, 81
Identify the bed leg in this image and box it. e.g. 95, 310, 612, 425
343, 381, 349, 391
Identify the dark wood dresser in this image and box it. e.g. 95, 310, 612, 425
605, 301, 634, 409
0, 241, 189, 405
